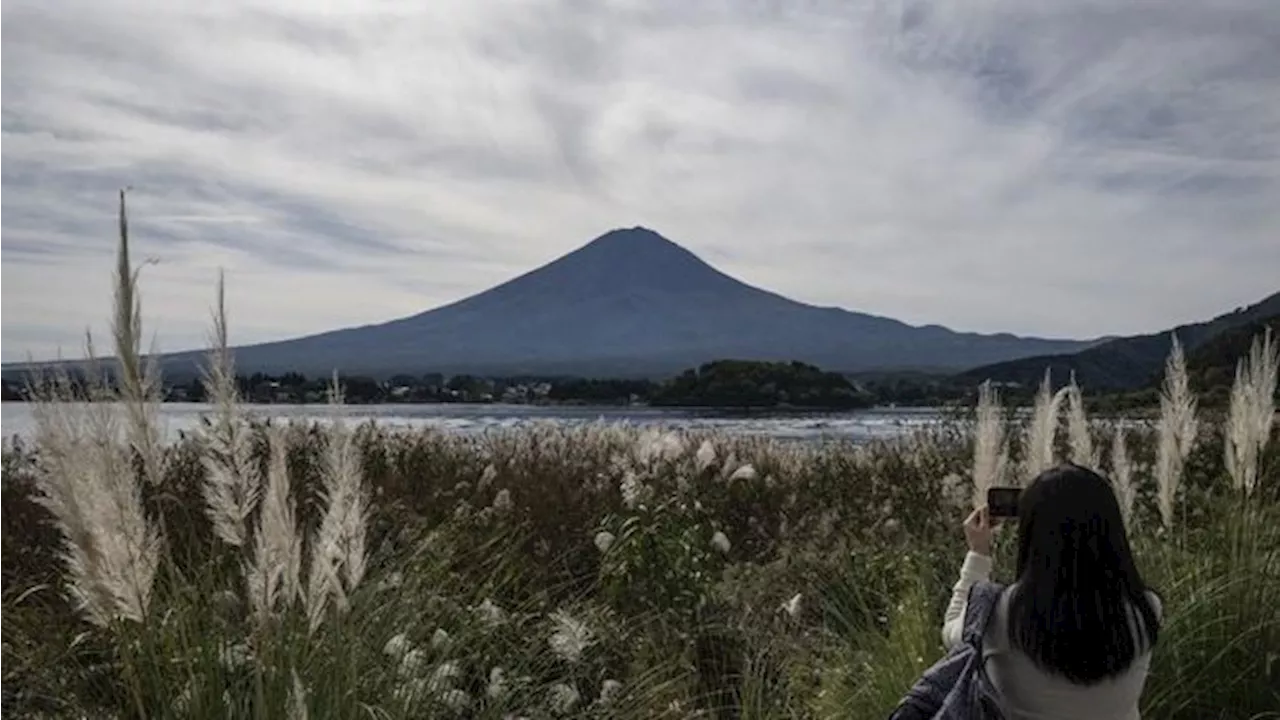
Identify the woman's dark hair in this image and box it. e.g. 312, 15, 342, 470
1007, 463, 1161, 684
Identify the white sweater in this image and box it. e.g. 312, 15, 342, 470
941, 552, 1161, 720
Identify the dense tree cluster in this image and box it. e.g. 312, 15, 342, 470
650, 360, 872, 409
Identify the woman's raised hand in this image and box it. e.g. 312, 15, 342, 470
964, 505, 999, 557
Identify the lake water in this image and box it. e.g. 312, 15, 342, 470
1, 402, 946, 443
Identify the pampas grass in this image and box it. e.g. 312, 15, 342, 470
1110, 423, 1136, 530
246, 424, 303, 622
199, 272, 262, 547
1064, 374, 1098, 469
25, 190, 162, 628
1156, 335, 1198, 530
305, 375, 370, 632
1023, 370, 1068, 482
1225, 328, 1278, 498
112, 189, 167, 487
971, 380, 1008, 508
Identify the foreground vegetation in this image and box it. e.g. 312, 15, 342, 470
2, 196, 1278, 718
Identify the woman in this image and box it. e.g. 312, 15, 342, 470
942, 463, 1162, 719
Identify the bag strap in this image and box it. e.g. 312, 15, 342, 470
961, 581, 1006, 647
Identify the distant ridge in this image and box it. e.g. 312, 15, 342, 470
958, 292, 1280, 391
6, 227, 1095, 379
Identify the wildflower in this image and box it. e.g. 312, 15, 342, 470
477, 598, 507, 628
695, 440, 717, 472
428, 661, 462, 693
548, 609, 595, 663
492, 489, 514, 513
711, 531, 731, 554
487, 667, 509, 699
219, 642, 252, 671
594, 530, 616, 553
548, 683, 580, 715
781, 593, 803, 619
400, 648, 428, 677
638, 430, 684, 465
431, 628, 452, 650
440, 689, 470, 713
620, 470, 646, 509
394, 677, 427, 704
383, 632, 411, 659
598, 679, 623, 705
479, 463, 498, 490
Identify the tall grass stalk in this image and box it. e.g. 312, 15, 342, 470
25, 191, 163, 629
1155, 335, 1198, 531
1023, 370, 1067, 482
1109, 423, 1136, 530
112, 189, 167, 487
305, 375, 370, 633
246, 425, 303, 622
199, 272, 262, 548
1064, 373, 1097, 468
971, 380, 1008, 508
1224, 328, 1277, 499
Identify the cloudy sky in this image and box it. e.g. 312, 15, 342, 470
3, 0, 1278, 362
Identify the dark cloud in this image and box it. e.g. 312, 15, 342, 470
3, 0, 1278, 361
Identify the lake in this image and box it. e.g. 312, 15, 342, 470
0, 402, 946, 443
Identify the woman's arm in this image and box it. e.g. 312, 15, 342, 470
941, 506, 998, 649
941, 551, 993, 649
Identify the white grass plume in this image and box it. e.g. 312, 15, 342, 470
1110, 423, 1136, 530
246, 425, 302, 622
1156, 334, 1199, 530
112, 189, 167, 486
305, 374, 369, 632
30, 374, 160, 626
26, 196, 162, 627
1225, 328, 1279, 498
1024, 370, 1069, 482
1064, 374, 1098, 468
972, 381, 1009, 508
199, 272, 261, 547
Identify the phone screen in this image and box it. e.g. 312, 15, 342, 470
987, 487, 1021, 518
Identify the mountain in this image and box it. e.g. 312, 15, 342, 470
958, 292, 1280, 391
11, 228, 1097, 380
1186, 314, 1280, 393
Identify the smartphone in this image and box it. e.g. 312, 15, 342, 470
987, 487, 1022, 519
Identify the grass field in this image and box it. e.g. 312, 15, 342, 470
2, 198, 1277, 719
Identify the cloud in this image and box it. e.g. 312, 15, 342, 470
4, 0, 1278, 362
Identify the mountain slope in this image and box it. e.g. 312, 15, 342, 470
12, 228, 1096, 380
958, 292, 1280, 391
1186, 314, 1280, 393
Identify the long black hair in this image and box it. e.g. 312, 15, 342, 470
1007, 463, 1161, 684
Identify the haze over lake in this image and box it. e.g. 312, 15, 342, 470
0, 402, 945, 444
